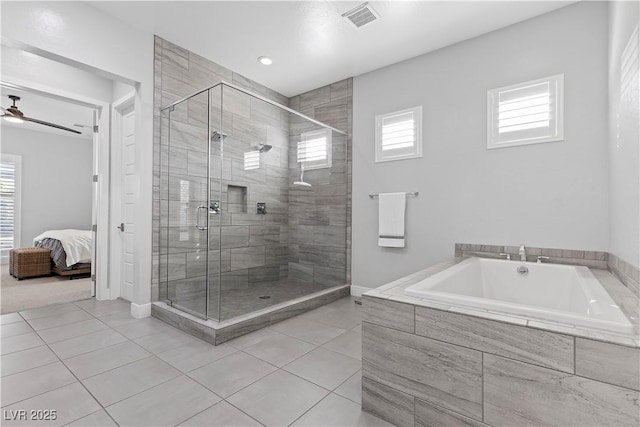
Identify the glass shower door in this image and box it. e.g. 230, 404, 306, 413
164, 91, 212, 318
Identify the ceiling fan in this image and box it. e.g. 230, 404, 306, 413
1, 95, 81, 134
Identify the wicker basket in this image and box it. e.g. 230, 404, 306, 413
10, 247, 51, 279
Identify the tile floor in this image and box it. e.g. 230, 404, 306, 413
0, 296, 392, 426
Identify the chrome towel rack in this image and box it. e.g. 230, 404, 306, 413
369, 192, 419, 199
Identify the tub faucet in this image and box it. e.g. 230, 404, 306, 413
518, 244, 527, 261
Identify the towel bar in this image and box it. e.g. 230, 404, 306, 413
369, 192, 419, 199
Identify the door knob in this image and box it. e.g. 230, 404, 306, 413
117, 223, 125, 232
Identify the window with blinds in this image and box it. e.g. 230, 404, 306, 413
375, 106, 422, 162
0, 154, 21, 252
298, 128, 332, 170
487, 74, 564, 149
244, 150, 260, 171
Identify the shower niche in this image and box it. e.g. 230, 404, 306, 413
157, 81, 349, 342
226, 184, 247, 214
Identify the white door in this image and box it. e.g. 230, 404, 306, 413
120, 106, 136, 301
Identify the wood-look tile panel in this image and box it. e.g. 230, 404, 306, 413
362, 377, 414, 427
415, 307, 574, 372
362, 297, 414, 333
484, 354, 640, 426
362, 322, 483, 420
415, 398, 489, 427
576, 338, 640, 391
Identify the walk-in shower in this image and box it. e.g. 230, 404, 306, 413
158, 81, 348, 324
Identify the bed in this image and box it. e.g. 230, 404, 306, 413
33, 229, 93, 279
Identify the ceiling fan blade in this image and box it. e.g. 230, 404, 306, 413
23, 116, 82, 134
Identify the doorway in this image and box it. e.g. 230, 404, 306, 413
0, 84, 102, 313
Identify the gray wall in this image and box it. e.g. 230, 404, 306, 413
352, 2, 610, 289
608, 0, 639, 268
1, 126, 93, 247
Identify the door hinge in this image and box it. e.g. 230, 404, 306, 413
92, 224, 97, 232
93, 175, 98, 182
93, 125, 99, 133
91, 274, 96, 282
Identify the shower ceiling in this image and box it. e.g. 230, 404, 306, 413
89, 1, 576, 96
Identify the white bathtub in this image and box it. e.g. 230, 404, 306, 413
404, 257, 634, 335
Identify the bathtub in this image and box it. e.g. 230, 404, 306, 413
404, 257, 634, 335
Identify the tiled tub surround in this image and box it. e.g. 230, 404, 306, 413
153, 35, 353, 323
361, 254, 640, 426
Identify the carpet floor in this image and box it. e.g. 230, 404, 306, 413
0, 264, 91, 314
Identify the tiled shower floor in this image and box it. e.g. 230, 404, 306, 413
175, 278, 332, 321
0, 296, 391, 426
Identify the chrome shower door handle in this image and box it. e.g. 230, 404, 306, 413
195, 205, 208, 231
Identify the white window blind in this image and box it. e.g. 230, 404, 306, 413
487, 74, 564, 149
298, 128, 332, 170
0, 154, 21, 252
375, 106, 422, 162
244, 150, 260, 170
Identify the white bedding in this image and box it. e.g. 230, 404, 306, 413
33, 229, 93, 267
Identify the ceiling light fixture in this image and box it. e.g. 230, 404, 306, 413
258, 56, 273, 66
2, 95, 24, 123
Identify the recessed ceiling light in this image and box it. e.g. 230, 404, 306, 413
258, 56, 273, 66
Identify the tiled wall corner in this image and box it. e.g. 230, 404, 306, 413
608, 253, 640, 297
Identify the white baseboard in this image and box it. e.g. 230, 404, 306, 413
131, 302, 151, 318
350, 285, 372, 297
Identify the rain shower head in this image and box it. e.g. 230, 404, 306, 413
257, 143, 272, 153
211, 131, 227, 142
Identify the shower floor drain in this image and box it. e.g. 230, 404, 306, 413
259, 295, 271, 299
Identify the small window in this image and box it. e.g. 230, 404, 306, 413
0, 154, 21, 254
298, 128, 332, 170
244, 150, 260, 170
375, 106, 422, 162
487, 74, 564, 149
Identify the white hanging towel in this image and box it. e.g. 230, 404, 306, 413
378, 192, 406, 248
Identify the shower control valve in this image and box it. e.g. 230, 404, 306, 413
257, 203, 267, 215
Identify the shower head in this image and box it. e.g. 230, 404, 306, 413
257, 143, 272, 153
211, 131, 227, 142
293, 163, 312, 187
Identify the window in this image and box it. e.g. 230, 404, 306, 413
244, 150, 260, 170
298, 128, 332, 170
0, 154, 21, 254
375, 106, 422, 162
487, 74, 564, 149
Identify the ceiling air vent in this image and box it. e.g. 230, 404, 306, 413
342, 2, 379, 29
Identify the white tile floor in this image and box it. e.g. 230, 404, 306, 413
0, 297, 392, 426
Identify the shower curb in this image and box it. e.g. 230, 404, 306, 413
151, 284, 351, 345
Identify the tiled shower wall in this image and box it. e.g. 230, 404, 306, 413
287, 80, 353, 288
152, 36, 353, 312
